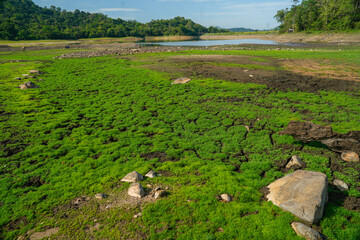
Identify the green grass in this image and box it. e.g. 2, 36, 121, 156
1, 46, 360, 239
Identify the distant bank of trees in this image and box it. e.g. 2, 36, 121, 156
0, 0, 225, 40
275, 0, 360, 32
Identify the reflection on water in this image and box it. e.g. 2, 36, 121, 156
139, 39, 278, 47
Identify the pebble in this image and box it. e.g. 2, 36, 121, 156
341, 151, 359, 162
333, 179, 349, 191
220, 194, 232, 202
95, 193, 108, 199
145, 170, 156, 178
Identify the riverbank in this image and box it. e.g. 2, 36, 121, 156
201, 32, 360, 43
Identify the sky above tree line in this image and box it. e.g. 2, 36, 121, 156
34, 0, 294, 29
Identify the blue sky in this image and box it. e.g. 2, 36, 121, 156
33, 0, 294, 29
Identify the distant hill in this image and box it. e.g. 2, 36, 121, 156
227, 27, 256, 32
0, 0, 226, 40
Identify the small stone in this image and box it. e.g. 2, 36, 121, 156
244, 69, 249, 72
145, 170, 156, 178
334, 179, 349, 191
128, 183, 145, 198
341, 151, 359, 162
220, 194, 232, 202
134, 212, 142, 218
19, 81, 39, 89
22, 74, 30, 77
291, 222, 324, 240
249, 74, 254, 78
121, 171, 143, 182
286, 155, 306, 169
14, 77, 21, 80
154, 190, 167, 199
95, 193, 108, 199
245, 125, 250, 132
29, 70, 42, 74
171, 77, 191, 85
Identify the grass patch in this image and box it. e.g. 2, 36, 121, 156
1, 46, 360, 239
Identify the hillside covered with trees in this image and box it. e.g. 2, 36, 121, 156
0, 0, 225, 40
275, 0, 360, 32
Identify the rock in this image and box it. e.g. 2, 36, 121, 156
74, 195, 90, 205
128, 183, 145, 198
334, 179, 349, 191
19, 81, 39, 89
341, 151, 359, 162
291, 222, 323, 240
95, 193, 108, 199
220, 194, 232, 202
121, 171, 143, 183
279, 121, 360, 154
134, 212, 142, 218
279, 121, 333, 142
171, 77, 191, 85
267, 170, 328, 224
286, 155, 306, 169
249, 74, 254, 78
22, 74, 30, 77
145, 170, 156, 178
154, 190, 167, 199
244, 69, 249, 72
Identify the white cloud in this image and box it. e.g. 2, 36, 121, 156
221, 1, 290, 10
97, 8, 142, 12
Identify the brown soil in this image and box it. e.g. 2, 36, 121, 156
283, 59, 360, 82
201, 32, 360, 43
141, 54, 360, 92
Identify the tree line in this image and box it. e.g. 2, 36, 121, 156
275, 0, 360, 32
0, 0, 225, 40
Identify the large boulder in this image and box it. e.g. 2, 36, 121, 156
266, 170, 328, 224
121, 171, 143, 183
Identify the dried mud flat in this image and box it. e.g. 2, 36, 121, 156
140, 54, 360, 92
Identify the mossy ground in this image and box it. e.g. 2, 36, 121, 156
1, 45, 360, 239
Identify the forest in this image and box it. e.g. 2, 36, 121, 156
0, 0, 225, 40
275, 0, 360, 32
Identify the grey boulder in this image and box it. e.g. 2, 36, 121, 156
267, 170, 328, 224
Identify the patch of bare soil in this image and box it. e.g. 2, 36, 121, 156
29, 227, 60, 240
283, 59, 360, 82
143, 54, 360, 92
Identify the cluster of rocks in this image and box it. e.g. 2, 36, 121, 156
267, 121, 360, 239
16, 70, 43, 89
119, 170, 167, 200
55, 46, 188, 59
267, 170, 328, 239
